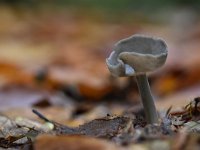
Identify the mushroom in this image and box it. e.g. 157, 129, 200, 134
106, 34, 168, 124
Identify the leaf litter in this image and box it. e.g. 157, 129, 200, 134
0, 97, 199, 149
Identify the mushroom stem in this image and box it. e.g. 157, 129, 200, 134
135, 74, 158, 124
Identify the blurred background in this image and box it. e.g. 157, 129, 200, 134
0, 0, 200, 122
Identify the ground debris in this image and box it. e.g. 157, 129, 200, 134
33, 109, 132, 138
33, 109, 175, 145
0, 115, 53, 149
172, 129, 200, 150
0, 116, 33, 149
0, 135, 31, 149
169, 97, 200, 129
0, 97, 199, 150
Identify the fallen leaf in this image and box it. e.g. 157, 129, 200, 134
34, 135, 121, 150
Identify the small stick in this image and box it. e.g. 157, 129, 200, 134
32, 109, 50, 122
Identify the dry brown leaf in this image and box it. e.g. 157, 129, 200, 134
34, 135, 121, 150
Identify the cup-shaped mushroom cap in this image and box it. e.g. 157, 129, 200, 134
106, 34, 168, 77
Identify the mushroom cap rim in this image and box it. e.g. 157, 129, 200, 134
114, 34, 168, 53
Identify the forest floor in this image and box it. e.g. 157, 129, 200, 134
0, 6, 200, 150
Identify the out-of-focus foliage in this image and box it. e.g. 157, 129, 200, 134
1, 0, 200, 11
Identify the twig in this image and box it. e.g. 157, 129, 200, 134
32, 109, 51, 123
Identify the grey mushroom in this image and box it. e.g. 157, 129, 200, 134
106, 34, 168, 124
